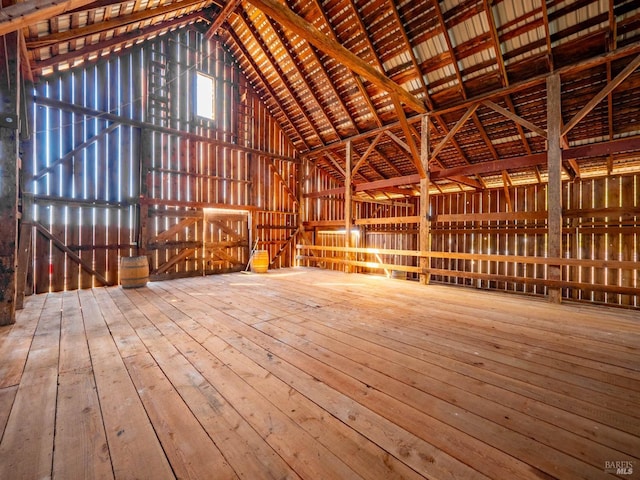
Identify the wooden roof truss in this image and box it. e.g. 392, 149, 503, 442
2, 0, 640, 196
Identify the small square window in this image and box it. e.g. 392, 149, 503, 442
195, 72, 214, 120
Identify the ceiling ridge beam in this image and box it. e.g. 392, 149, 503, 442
246, 0, 426, 114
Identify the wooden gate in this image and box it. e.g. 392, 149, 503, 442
147, 207, 250, 280
202, 208, 250, 274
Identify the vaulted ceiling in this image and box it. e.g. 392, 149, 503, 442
4, 0, 640, 193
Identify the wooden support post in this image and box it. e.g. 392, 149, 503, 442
15, 222, 32, 310
0, 32, 20, 325
502, 171, 513, 213
296, 159, 325, 267
547, 73, 563, 303
419, 115, 431, 285
138, 128, 151, 258
345, 140, 353, 273
248, 152, 259, 267
296, 156, 305, 267
15, 134, 33, 308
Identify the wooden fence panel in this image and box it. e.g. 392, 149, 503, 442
303, 171, 638, 306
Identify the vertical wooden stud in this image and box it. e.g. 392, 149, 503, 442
547, 73, 563, 303
620, 175, 635, 306
296, 157, 305, 267
138, 128, 151, 259
419, 115, 431, 285
0, 32, 20, 325
345, 140, 353, 273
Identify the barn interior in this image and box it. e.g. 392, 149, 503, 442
0, 0, 639, 478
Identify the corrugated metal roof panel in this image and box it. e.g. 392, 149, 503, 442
427, 65, 458, 94
450, 11, 490, 48
492, 0, 546, 63
548, 0, 608, 46
413, 31, 449, 62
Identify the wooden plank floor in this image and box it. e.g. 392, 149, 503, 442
0, 267, 639, 479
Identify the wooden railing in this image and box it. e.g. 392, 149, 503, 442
296, 244, 639, 297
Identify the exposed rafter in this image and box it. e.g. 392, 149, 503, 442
306, 0, 381, 129
32, 11, 203, 74
9, 0, 640, 193
541, 0, 554, 71
0, 0, 97, 36
204, 0, 240, 38
246, 0, 427, 114
260, 14, 340, 143
562, 53, 640, 136
238, 8, 325, 147
483, 100, 547, 138
387, 0, 478, 184
26, 0, 208, 48
391, 95, 425, 178
429, 104, 478, 163
430, 0, 465, 101
226, 27, 311, 150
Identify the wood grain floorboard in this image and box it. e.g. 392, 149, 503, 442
0, 268, 637, 479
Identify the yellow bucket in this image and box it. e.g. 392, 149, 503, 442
251, 250, 269, 273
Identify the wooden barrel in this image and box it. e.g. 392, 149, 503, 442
251, 250, 269, 273
120, 256, 149, 288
